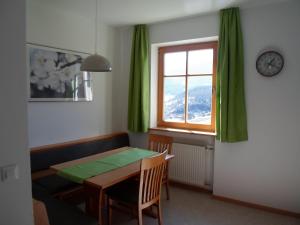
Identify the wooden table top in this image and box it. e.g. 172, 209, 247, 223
51, 146, 174, 189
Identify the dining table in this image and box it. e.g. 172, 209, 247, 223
50, 146, 174, 225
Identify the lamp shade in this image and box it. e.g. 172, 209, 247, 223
80, 54, 112, 72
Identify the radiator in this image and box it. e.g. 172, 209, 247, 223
169, 143, 214, 190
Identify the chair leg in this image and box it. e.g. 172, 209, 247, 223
157, 201, 163, 225
165, 181, 170, 200
108, 198, 113, 225
137, 209, 143, 225
165, 164, 170, 200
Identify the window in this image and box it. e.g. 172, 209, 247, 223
157, 41, 217, 132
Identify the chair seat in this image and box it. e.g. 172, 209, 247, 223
106, 179, 139, 204
34, 175, 80, 194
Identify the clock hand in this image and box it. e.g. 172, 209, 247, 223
267, 58, 275, 67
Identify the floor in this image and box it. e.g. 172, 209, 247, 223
107, 186, 300, 225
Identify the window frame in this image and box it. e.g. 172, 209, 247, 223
157, 41, 218, 132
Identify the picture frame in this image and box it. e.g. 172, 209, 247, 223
27, 44, 93, 102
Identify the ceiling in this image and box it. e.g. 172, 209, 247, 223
35, 0, 290, 26
99, 0, 289, 26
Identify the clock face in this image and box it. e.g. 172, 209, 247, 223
256, 51, 284, 77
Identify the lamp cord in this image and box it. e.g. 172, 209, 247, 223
95, 0, 98, 54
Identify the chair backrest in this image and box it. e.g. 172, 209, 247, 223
138, 151, 167, 209
148, 134, 173, 154
33, 199, 50, 225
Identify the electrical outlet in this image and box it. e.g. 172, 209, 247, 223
0, 164, 18, 182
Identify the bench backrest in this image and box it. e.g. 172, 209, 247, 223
30, 132, 129, 173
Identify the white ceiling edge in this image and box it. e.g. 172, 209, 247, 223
105, 0, 292, 27
27, 0, 294, 28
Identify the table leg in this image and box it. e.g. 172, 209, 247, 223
85, 186, 106, 224
98, 188, 104, 225
85, 186, 99, 218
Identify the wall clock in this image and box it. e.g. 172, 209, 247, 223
256, 50, 284, 77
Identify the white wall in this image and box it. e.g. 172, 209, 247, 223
115, 0, 300, 213
0, 1, 33, 224
27, 0, 117, 147
112, 26, 132, 133
214, 0, 300, 213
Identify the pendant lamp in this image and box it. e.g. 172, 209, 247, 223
80, 0, 112, 72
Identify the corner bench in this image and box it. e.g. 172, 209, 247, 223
30, 132, 130, 225
30, 132, 130, 197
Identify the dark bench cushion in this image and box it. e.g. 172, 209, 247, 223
32, 183, 97, 225
31, 133, 129, 172
33, 175, 79, 194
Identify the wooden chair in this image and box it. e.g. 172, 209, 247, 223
148, 134, 173, 200
33, 199, 50, 225
106, 151, 167, 225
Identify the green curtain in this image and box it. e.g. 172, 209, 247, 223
127, 25, 150, 132
216, 7, 248, 142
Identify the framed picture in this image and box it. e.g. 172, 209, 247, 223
27, 44, 93, 102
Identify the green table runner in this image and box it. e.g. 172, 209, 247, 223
57, 148, 157, 184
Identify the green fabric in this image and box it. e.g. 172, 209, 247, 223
216, 7, 248, 142
128, 25, 150, 132
57, 148, 157, 184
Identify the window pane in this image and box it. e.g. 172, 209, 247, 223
188, 49, 213, 75
163, 77, 185, 122
187, 76, 212, 124
164, 52, 186, 76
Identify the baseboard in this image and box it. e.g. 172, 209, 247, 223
213, 194, 300, 218
169, 180, 212, 194
170, 181, 300, 218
